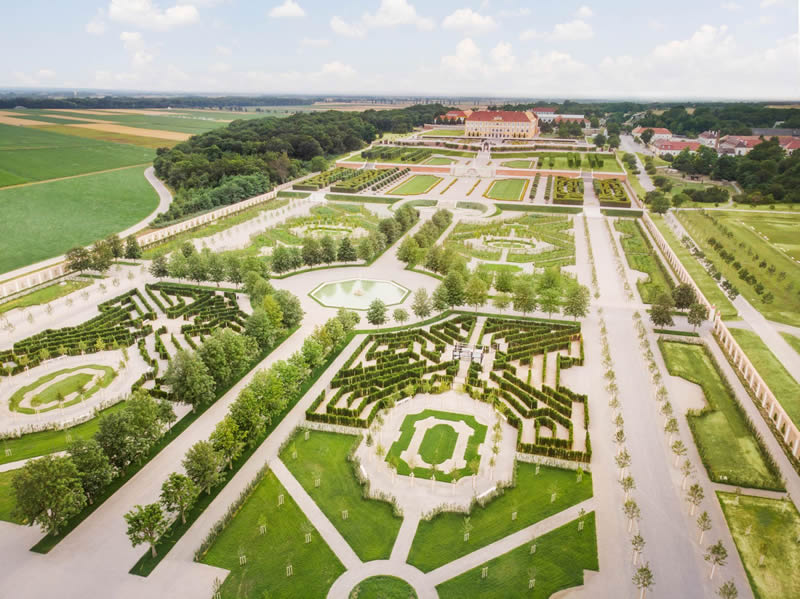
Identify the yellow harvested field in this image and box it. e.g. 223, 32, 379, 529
104, 109, 179, 116
38, 113, 111, 123
66, 123, 191, 141
0, 115, 52, 126
48, 109, 129, 116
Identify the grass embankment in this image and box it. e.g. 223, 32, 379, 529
0, 166, 158, 273
280, 430, 402, 562
717, 491, 800, 599
648, 214, 738, 319
613, 219, 674, 303
436, 513, 598, 599
421, 129, 465, 137
0, 280, 91, 314
729, 328, 800, 428
659, 340, 783, 490
408, 463, 593, 572
201, 469, 345, 599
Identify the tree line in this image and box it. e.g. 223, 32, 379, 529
638, 104, 800, 137
0, 95, 314, 110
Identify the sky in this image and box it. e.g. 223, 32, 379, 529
1, 0, 799, 99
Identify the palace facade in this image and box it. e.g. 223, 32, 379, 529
465, 110, 538, 139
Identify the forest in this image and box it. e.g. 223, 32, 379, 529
638, 105, 800, 136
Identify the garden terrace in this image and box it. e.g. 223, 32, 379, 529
553, 176, 584, 205
370, 167, 410, 192
294, 167, 357, 191
593, 178, 631, 207
359, 146, 433, 163
483, 179, 528, 202
305, 315, 476, 429
464, 317, 590, 463
614, 219, 675, 304
330, 168, 405, 193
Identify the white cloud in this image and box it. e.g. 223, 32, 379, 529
37, 69, 56, 79
108, 0, 199, 31
441, 38, 482, 77
758, 14, 775, 24
321, 61, 356, 77
332, 0, 433, 37
268, 0, 305, 18
499, 8, 531, 17
120, 31, 154, 68
209, 61, 230, 73
721, 1, 741, 10
442, 8, 497, 34
760, 0, 784, 6
301, 37, 330, 47
85, 9, 106, 35
330, 16, 366, 38
575, 5, 593, 18
490, 42, 515, 72
521, 19, 593, 41
215, 44, 232, 56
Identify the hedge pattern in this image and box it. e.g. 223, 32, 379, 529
593, 178, 631, 208
553, 176, 584, 205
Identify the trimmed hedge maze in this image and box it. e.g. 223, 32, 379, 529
331, 168, 406, 194
593, 178, 631, 208
306, 315, 476, 428
360, 147, 433, 163
465, 317, 590, 463
553, 176, 584, 206
294, 167, 357, 191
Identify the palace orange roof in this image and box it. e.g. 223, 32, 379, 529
466, 110, 533, 123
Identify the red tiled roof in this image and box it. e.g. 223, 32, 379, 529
653, 139, 701, 151
554, 116, 588, 124
781, 139, 800, 151
633, 126, 671, 136
532, 107, 556, 112
467, 110, 533, 123
444, 110, 467, 118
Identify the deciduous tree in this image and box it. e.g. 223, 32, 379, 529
124, 503, 168, 558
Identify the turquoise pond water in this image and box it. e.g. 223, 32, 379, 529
310, 279, 408, 309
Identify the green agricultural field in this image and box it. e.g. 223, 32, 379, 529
780, 332, 800, 356
677, 210, 800, 326
0, 402, 127, 466
0, 279, 91, 314
614, 219, 674, 303
648, 215, 738, 319
729, 328, 800, 427
0, 166, 158, 274
436, 513, 598, 599
0, 124, 154, 186
9, 109, 225, 135
200, 469, 345, 599
421, 129, 465, 137
36, 124, 173, 149
501, 160, 535, 169
0, 469, 23, 524
350, 576, 417, 599
717, 491, 800, 599
388, 175, 443, 195
484, 179, 527, 202
408, 463, 593, 572
280, 430, 402, 561
659, 340, 783, 490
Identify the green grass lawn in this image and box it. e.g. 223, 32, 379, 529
10, 365, 115, 413
425, 157, 456, 165
408, 463, 593, 572
614, 219, 674, 303
649, 215, 739, 320
659, 340, 783, 490
350, 576, 417, 599
780, 332, 800, 356
501, 160, 534, 169
717, 491, 800, 599
0, 469, 23, 524
422, 129, 465, 137
0, 280, 91, 314
280, 430, 402, 561
436, 512, 598, 598
200, 469, 345, 599
677, 210, 800, 326
0, 402, 126, 466
386, 410, 486, 481
0, 123, 154, 186
0, 165, 158, 274
485, 179, 527, 202
388, 175, 443, 196
455, 201, 487, 212
729, 328, 800, 428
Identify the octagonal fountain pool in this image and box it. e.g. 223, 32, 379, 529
310, 278, 409, 310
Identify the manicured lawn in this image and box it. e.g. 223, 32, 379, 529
485, 179, 527, 202
350, 576, 417, 599
455, 201, 487, 212
422, 129, 465, 137
387, 175, 443, 196
418, 424, 459, 466
659, 340, 783, 490
0, 469, 23, 524
780, 332, 800, 356
729, 328, 800, 427
0, 402, 127, 466
407, 463, 593, 572
649, 214, 739, 320
425, 157, 456, 165
0, 166, 159, 274
717, 491, 800, 599
614, 219, 674, 303
436, 513, 598, 598
0, 123, 154, 186
10, 365, 115, 413
501, 160, 534, 169
200, 469, 345, 599
0, 280, 91, 314
280, 430, 402, 561
677, 210, 800, 326
386, 410, 486, 481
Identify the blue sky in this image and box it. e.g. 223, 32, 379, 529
1, 0, 798, 99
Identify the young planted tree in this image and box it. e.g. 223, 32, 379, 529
688, 303, 708, 330
210, 416, 246, 469
671, 283, 696, 311
164, 350, 216, 411
464, 275, 489, 311
615, 448, 631, 481
124, 235, 143, 262
696, 511, 712, 544
124, 503, 168, 558
649, 292, 675, 327
337, 237, 357, 263
563, 284, 591, 320
631, 534, 645, 565
149, 253, 169, 279
411, 288, 432, 318
705, 540, 728, 580
680, 459, 695, 490
623, 499, 641, 533
492, 292, 511, 313
67, 438, 113, 504
687, 483, 705, 516
366, 299, 387, 325
671, 439, 688, 467
620, 475, 636, 501
160, 473, 200, 524
664, 417, 679, 444
393, 308, 409, 324
632, 563, 655, 599
182, 441, 224, 494
716, 580, 738, 599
